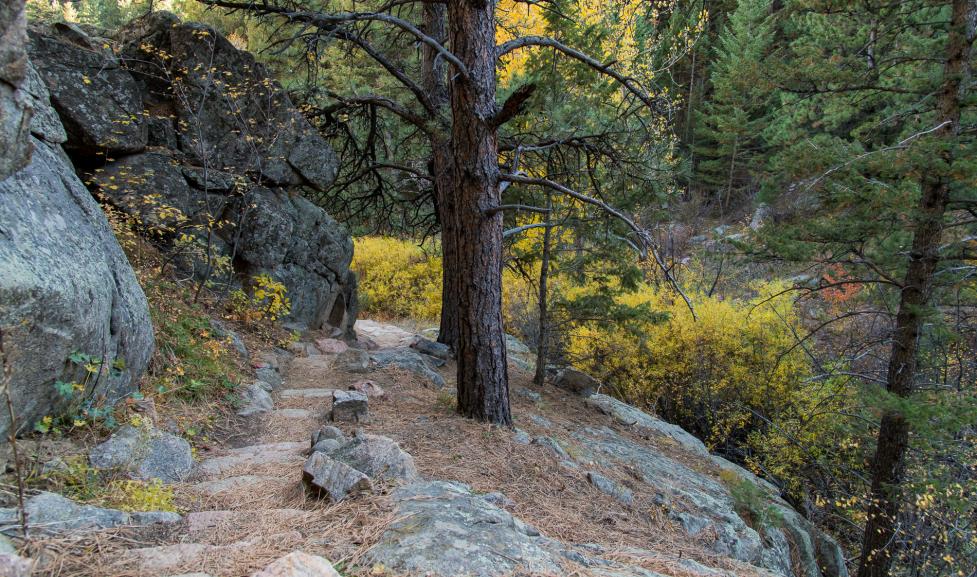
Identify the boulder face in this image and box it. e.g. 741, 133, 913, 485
0, 0, 31, 181
119, 11, 338, 190
28, 22, 147, 154
22, 14, 356, 334
0, 136, 154, 438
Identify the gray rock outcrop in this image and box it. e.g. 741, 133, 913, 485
25, 15, 358, 335
0, 1, 31, 181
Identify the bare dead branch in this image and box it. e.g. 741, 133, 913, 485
491, 82, 537, 127
496, 36, 664, 114
198, 0, 470, 79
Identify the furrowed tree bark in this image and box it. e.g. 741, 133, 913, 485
448, 0, 511, 424
856, 2, 974, 575
421, 2, 461, 352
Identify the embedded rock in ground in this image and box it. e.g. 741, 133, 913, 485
515, 387, 541, 402
585, 394, 708, 456
237, 382, 274, 417
302, 452, 372, 501
505, 334, 536, 371
330, 390, 368, 423
371, 348, 445, 388
251, 552, 341, 577
587, 471, 634, 505
210, 319, 248, 360
311, 425, 347, 453
555, 367, 601, 397
89, 425, 193, 483
28, 23, 147, 154
330, 431, 419, 483
411, 337, 451, 360
0, 138, 154, 440
334, 348, 371, 373
365, 481, 563, 577
571, 426, 772, 568
0, 492, 179, 535
348, 380, 384, 399
0, 0, 31, 181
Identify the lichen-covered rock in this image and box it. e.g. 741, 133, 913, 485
554, 367, 600, 397
572, 426, 761, 564
585, 394, 708, 456
237, 382, 274, 417
587, 471, 634, 505
330, 390, 368, 423
329, 431, 419, 484
302, 452, 372, 501
365, 481, 563, 577
0, 0, 32, 181
28, 22, 147, 154
0, 138, 154, 439
89, 425, 193, 483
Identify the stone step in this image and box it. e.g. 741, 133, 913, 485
189, 475, 291, 498
185, 509, 309, 534
129, 531, 302, 574
195, 443, 306, 478
270, 408, 315, 419
280, 388, 335, 399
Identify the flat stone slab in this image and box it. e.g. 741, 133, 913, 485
272, 408, 315, 419
195, 443, 305, 477
280, 388, 335, 399
365, 481, 563, 577
190, 475, 285, 497
185, 509, 307, 533
354, 319, 417, 348
584, 394, 708, 456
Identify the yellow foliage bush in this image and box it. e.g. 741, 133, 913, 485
351, 237, 443, 321
351, 236, 537, 326
567, 282, 809, 446
102, 479, 178, 513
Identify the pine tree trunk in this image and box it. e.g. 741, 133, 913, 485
534, 198, 553, 387
856, 2, 973, 575
446, 0, 511, 424
421, 2, 460, 351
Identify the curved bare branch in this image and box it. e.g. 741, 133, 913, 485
496, 36, 664, 114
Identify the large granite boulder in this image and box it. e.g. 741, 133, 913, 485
25, 15, 356, 334
0, 0, 31, 181
119, 11, 337, 191
27, 22, 147, 155
0, 137, 154, 438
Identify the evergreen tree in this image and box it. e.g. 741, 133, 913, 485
693, 0, 776, 214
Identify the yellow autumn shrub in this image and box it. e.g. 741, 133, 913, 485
566, 281, 813, 452
351, 237, 443, 321
352, 236, 537, 326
